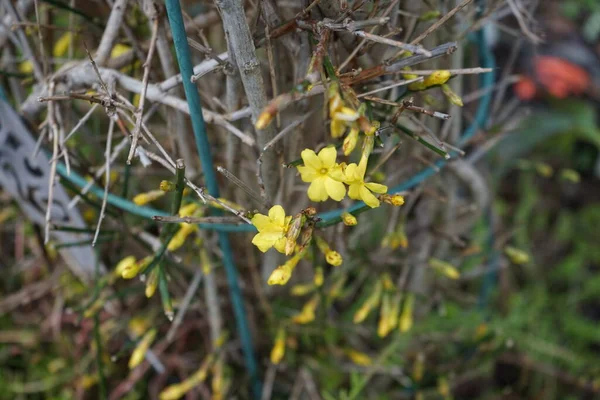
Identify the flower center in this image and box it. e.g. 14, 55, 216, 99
319, 167, 328, 175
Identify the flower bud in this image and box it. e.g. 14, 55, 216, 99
145, 268, 159, 298
343, 127, 359, 155
270, 327, 286, 364
159, 180, 176, 192
399, 293, 414, 332
441, 83, 463, 106
291, 283, 315, 296
314, 267, 324, 287
255, 110, 274, 130
341, 212, 357, 226
128, 329, 156, 369
292, 295, 319, 324
380, 194, 405, 206
133, 190, 165, 205
122, 256, 152, 279
326, 250, 343, 266
504, 246, 529, 265
428, 257, 460, 279
285, 213, 306, 255
345, 349, 372, 366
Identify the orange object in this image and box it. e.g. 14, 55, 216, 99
515, 55, 591, 100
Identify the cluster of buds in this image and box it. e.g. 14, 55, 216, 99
353, 275, 416, 336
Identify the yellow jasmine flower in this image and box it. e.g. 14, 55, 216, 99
251, 205, 291, 253
297, 147, 346, 202
343, 163, 388, 208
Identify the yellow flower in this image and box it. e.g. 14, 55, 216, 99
270, 327, 286, 364
343, 163, 388, 208
128, 329, 156, 369
251, 205, 291, 253
297, 148, 346, 202
328, 83, 360, 138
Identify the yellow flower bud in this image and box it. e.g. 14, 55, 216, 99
145, 268, 159, 298
413, 353, 425, 382
330, 118, 347, 139
167, 224, 196, 252
255, 110, 274, 130
535, 162, 553, 178
160, 180, 176, 192
341, 212, 357, 226
178, 202, 199, 217
133, 190, 165, 205
504, 246, 529, 265
345, 349, 372, 366
325, 250, 343, 266
428, 258, 460, 280
381, 273, 395, 291
270, 327, 286, 364
314, 267, 324, 287
128, 329, 156, 369
377, 293, 392, 338
381, 194, 405, 206
560, 168, 580, 183
291, 283, 316, 296
343, 126, 359, 155
292, 295, 319, 324
353, 280, 383, 323
115, 256, 137, 277
441, 83, 464, 106
121, 256, 152, 279
328, 275, 347, 299
267, 249, 306, 286
399, 293, 414, 333
423, 70, 451, 87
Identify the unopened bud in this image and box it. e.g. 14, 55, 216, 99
341, 212, 357, 226
159, 180, 175, 192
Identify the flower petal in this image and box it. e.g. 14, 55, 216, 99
251, 214, 271, 231
301, 149, 322, 170
268, 205, 286, 226
274, 237, 287, 254
360, 185, 380, 208
297, 165, 318, 182
325, 178, 346, 201
365, 182, 388, 194
307, 178, 328, 202
348, 183, 362, 200
252, 232, 277, 252
318, 146, 337, 169
330, 119, 346, 138
344, 163, 358, 182
328, 165, 345, 182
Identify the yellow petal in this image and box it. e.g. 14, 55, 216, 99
360, 186, 380, 208
274, 237, 287, 254
307, 178, 328, 202
365, 182, 388, 194
330, 119, 346, 138
348, 183, 362, 200
297, 165, 318, 182
252, 232, 278, 252
343, 163, 359, 183
251, 214, 271, 231
318, 146, 338, 168
325, 178, 346, 201
301, 149, 322, 170
268, 205, 286, 226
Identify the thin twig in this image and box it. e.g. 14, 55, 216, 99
92, 118, 115, 246
127, 16, 159, 164
44, 82, 59, 243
